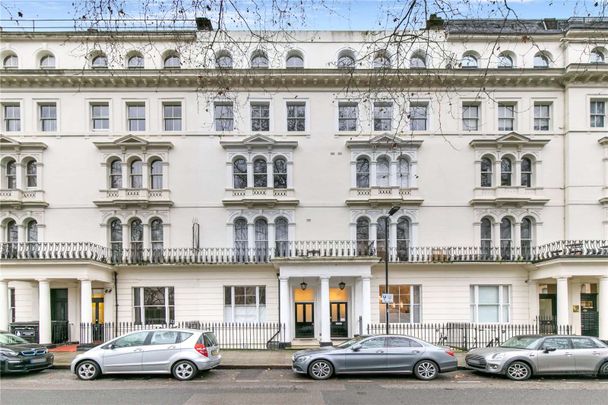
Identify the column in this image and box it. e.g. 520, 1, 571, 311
279, 277, 291, 344
599, 277, 608, 340
556, 277, 569, 327
121, 161, 128, 188
361, 276, 371, 335
370, 161, 377, 187
246, 161, 254, 187
80, 279, 92, 344
143, 222, 150, 258
389, 160, 397, 187
266, 160, 273, 188
38, 279, 51, 344
247, 222, 255, 252
320, 276, 331, 345
0, 280, 9, 331
15, 162, 23, 190
514, 222, 521, 256
492, 221, 501, 249
527, 280, 539, 323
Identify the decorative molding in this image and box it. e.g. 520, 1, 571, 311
226, 208, 295, 223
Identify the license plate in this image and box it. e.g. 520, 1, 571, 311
211, 349, 219, 356
468, 360, 479, 365
30, 358, 46, 364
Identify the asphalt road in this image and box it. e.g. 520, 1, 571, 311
1, 368, 607, 405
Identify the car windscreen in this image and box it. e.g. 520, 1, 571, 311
336, 336, 365, 348
500, 336, 540, 349
0, 333, 30, 345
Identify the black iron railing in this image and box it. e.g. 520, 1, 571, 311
2, 239, 607, 265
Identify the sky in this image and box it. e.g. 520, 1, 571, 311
0, 0, 606, 31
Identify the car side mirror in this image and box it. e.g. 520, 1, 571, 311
351, 344, 361, 351
105, 343, 115, 350
543, 346, 557, 353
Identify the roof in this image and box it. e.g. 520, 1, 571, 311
443, 17, 608, 35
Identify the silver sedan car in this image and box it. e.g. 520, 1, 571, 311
71, 329, 221, 381
292, 335, 458, 380
466, 335, 608, 380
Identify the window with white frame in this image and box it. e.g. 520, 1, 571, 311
397, 157, 410, 188
590, 48, 605, 64
409, 103, 427, 131
273, 158, 287, 188
130, 159, 143, 188
150, 159, 163, 189
500, 217, 513, 259
9, 288, 15, 323
5, 159, 17, 190
128, 54, 144, 69
338, 103, 358, 131
376, 156, 390, 186
109, 159, 122, 188
287, 102, 305, 131
521, 217, 533, 258
26, 220, 38, 247
39, 103, 57, 132
233, 158, 247, 189
3, 54, 18, 69
470, 285, 510, 323
133, 287, 174, 325
481, 157, 493, 187
127, 103, 145, 131
40, 54, 55, 69
501, 157, 513, 186
253, 158, 267, 187
356, 217, 371, 254
591, 100, 605, 128
356, 157, 370, 187
163, 103, 182, 131
275, 217, 289, 256
373, 102, 392, 131
214, 103, 234, 131
379, 285, 421, 323
521, 157, 532, 187
498, 103, 515, 131
462, 104, 479, 131
91, 103, 109, 130
164, 54, 181, 69
150, 218, 163, 258
480, 217, 492, 256
3, 104, 20, 132
224, 286, 266, 322
234, 218, 248, 258
110, 219, 122, 261
25, 160, 37, 188
251, 102, 270, 131
534, 103, 551, 131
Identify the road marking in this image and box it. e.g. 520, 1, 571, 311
288, 379, 314, 383
235, 380, 260, 383
347, 380, 373, 383
456, 381, 482, 383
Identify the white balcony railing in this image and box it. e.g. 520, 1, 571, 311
346, 187, 423, 206
94, 188, 172, 207
223, 188, 299, 207
471, 186, 548, 205
0, 188, 47, 208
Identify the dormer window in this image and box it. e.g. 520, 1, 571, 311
251, 51, 269, 69
373, 52, 391, 69
410, 52, 426, 69
337, 51, 355, 69
3, 54, 18, 69
216, 51, 233, 69
286, 52, 304, 69
40, 54, 56, 69
497, 53, 513, 68
533, 52, 550, 69
128, 54, 144, 69
163, 54, 180, 69
461, 53, 478, 69
92, 54, 108, 69
590, 48, 605, 64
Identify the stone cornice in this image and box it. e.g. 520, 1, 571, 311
220, 134, 298, 150
0, 135, 48, 152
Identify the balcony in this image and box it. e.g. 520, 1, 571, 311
346, 187, 423, 207
93, 188, 173, 208
470, 186, 549, 206
0, 189, 48, 209
222, 188, 299, 208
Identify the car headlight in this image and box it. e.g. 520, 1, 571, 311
491, 353, 505, 360
0, 348, 18, 356
296, 356, 310, 363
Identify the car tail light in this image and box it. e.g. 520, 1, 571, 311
194, 343, 208, 357
445, 350, 455, 357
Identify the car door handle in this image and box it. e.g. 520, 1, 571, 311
133, 348, 143, 352
592, 352, 601, 356
376, 350, 384, 353
168, 346, 176, 349
412, 350, 420, 354
564, 352, 573, 356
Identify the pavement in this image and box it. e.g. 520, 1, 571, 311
50, 349, 468, 369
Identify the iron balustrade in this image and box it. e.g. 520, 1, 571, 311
2, 240, 607, 265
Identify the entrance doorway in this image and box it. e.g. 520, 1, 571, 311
50, 288, 69, 344
330, 302, 348, 338
538, 293, 556, 334
92, 291, 105, 342
295, 303, 314, 338
581, 293, 599, 337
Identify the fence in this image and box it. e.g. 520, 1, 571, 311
80, 322, 284, 350
367, 321, 573, 351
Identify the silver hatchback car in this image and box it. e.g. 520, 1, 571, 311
71, 329, 221, 381
466, 335, 608, 380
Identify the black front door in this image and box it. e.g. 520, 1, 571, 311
581, 293, 599, 337
50, 288, 69, 344
295, 303, 314, 338
330, 302, 348, 338
538, 293, 557, 334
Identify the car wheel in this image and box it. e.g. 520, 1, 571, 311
414, 360, 439, 380
172, 360, 198, 381
76, 360, 101, 381
308, 359, 334, 380
599, 362, 608, 378
505, 361, 532, 381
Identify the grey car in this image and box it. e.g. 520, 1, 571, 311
71, 329, 221, 381
292, 335, 458, 380
466, 335, 608, 380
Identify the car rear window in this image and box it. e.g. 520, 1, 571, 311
203, 332, 218, 347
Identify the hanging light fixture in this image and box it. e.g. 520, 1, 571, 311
300, 280, 308, 291
338, 281, 346, 290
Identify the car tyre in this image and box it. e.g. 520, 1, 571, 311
413, 360, 439, 380
505, 361, 532, 381
599, 362, 608, 378
76, 360, 101, 381
172, 360, 198, 381
308, 359, 334, 380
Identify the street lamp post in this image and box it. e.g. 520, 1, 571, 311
385, 206, 400, 335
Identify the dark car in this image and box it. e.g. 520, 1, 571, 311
0, 331, 54, 374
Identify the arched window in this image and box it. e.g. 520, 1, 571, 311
480, 217, 492, 257
26, 220, 38, 250
356, 157, 370, 188
398, 157, 410, 188
337, 52, 355, 69
5, 159, 17, 190
5, 220, 18, 256
151, 219, 163, 260
500, 217, 512, 259
481, 157, 493, 187
130, 159, 143, 188
233, 158, 247, 189
109, 159, 122, 189
216, 52, 233, 69
3, 54, 18, 69
91, 54, 108, 68
521, 217, 533, 258
396, 216, 410, 261
590, 48, 605, 64
110, 219, 122, 262
234, 218, 248, 260
521, 157, 532, 187
373, 53, 391, 69
410, 53, 426, 69
273, 158, 287, 189
163, 54, 180, 68
356, 217, 370, 255
254, 218, 268, 260
130, 219, 143, 261
251, 52, 269, 69
275, 217, 289, 257
501, 157, 512, 186
26, 160, 37, 188
497, 53, 513, 68
461, 53, 478, 68
150, 159, 163, 189
128, 54, 144, 68
376, 156, 390, 187
40, 54, 55, 69
533, 53, 549, 69
286, 53, 304, 69
376, 216, 388, 259
253, 158, 267, 187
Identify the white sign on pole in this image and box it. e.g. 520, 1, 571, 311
381, 293, 394, 304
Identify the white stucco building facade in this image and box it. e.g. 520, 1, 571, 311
1, 17, 607, 346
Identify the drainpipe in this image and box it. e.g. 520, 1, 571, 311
276, 272, 281, 344
113, 271, 118, 336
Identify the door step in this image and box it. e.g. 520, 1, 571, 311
291, 338, 320, 349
